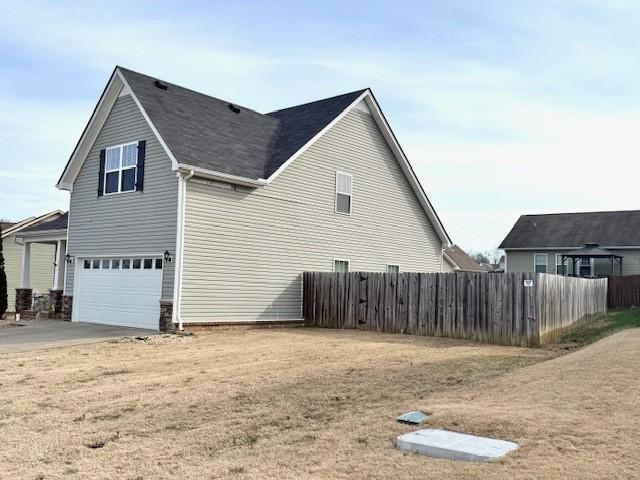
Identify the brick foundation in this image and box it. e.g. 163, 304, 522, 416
49, 290, 64, 319
15, 288, 33, 314
61, 295, 73, 321
159, 300, 173, 332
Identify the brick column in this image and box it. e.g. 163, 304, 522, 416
49, 290, 64, 319
159, 300, 173, 332
61, 295, 73, 321
15, 288, 33, 314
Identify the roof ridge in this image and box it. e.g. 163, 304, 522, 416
267, 88, 369, 115
117, 66, 267, 118
523, 208, 640, 217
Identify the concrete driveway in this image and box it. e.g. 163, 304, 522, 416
0, 321, 156, 354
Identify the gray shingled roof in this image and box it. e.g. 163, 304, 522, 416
21, 212, 68, 233
499, 210, 640, 248
119, 68, 366, 180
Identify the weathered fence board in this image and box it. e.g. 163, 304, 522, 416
302, 272, 607, 347
607, 275, 640, 309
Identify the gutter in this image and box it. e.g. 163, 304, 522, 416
178, 164, 267, 188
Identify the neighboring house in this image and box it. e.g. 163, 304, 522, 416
50, 67, 452, 331
442, 245, 494, 273
2, 211, 63, 312
500, 210, 640, 276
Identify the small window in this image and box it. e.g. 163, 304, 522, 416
155, 259, 163, 269
112, 259, 120, 269
534, 253, 547, 273
555, 254, 566, 275
84, 260, 91, 269
122, 259, 131, 269
333, 259, 350, 272
101, 259, 110, 269
132, 259, 142, 269
335, 171, 352, 214
387, 264, 400, 273
92, 259, 100, 269
580, 258, 592, 277
143, 259, 153, 269
104, 143, 138, 194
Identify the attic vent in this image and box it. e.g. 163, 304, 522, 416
228, 103, 240, 114
154, 80, 168, 90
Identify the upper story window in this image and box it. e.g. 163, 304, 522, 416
387, 264, 400, 273
105, 142, 138, 194
534, 253, 547, 273
335, 171, 352, 215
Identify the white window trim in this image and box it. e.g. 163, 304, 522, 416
555, 253, 566, 275
534, 253, 548, 273
334, 170, 353, 215
386, 264, 400, 273
104, 141, 139, 195
333, 257, 351, 272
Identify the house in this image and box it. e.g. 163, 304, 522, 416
25, 66, 451, 331
1, 210, 64, 313
442, 245, 493, 273
500, 210, 640, 277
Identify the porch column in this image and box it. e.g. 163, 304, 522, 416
53, 240, 66, 290
21, 241, 31, 288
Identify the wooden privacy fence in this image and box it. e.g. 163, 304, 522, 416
607, 275, 640, 309
302, 272, 607, 347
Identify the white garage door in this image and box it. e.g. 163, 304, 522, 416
76, 257, 163, 330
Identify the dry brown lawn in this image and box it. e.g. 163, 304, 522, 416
0, 326, 638, 479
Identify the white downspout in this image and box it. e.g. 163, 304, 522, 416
172, 170, 194, 331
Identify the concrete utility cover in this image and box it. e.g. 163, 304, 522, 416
397, 429, 518, 462
396, 411, 430, 425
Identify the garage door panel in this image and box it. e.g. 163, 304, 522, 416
76, 258, 163, 330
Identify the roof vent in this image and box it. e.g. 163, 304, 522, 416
154, 80, 168, 90
228, 103, 240, 114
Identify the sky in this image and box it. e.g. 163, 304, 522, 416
1, 0, 639, 252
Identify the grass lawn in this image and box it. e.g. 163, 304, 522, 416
1, 311, 639, 479
556, 308, 640, 346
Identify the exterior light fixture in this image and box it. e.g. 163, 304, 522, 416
164, 250, 173, 263
65, 254, 74, 264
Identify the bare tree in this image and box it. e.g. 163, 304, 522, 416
470, 248, 503, 266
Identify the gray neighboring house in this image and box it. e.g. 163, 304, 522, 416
500, 210, 640, 277
52, 66, 452, 331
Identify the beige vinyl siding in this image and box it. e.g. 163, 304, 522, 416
3, 235, 55, 311
181, 108, 444, 323
64, 94, 177, 299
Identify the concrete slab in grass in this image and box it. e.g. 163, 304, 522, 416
397, 429, 518, 462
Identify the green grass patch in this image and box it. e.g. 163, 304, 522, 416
557, 309, 640, 346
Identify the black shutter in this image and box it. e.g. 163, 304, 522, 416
98, 149, 106, 197
136, 140, 146, 192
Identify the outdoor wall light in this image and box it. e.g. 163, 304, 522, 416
65, 254, 74, 264
164, 250, 173, 263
